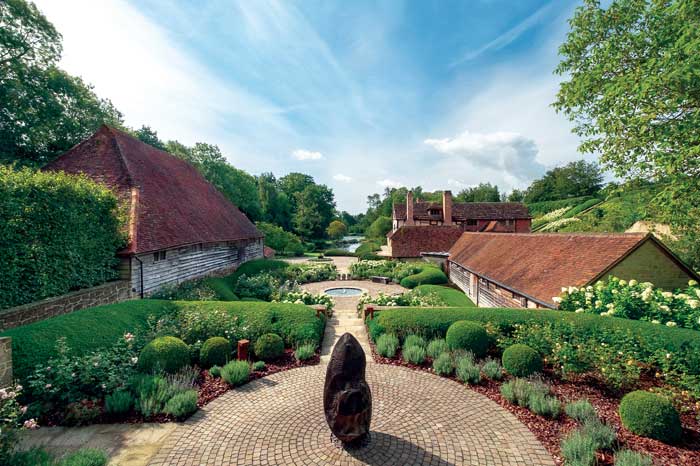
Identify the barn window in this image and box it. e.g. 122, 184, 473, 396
153, 251, 166, 262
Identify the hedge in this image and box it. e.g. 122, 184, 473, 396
413, 285, 475, 307
0, 166, 125, 309
400, 267, 448, 288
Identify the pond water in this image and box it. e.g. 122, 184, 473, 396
324, 287, 364, 297
339, 235, 364, 253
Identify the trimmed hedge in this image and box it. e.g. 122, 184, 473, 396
445, 321, 489, 357
502, 344, 543, 377
619, 391, 681, 443
199, 337, 232, 368
413, 285, 475, 307
254, 333, 284, 360
0, 166, 125, 309
399, 267, 448, 289
323, 248, 356, 257
138, 336, 190, 374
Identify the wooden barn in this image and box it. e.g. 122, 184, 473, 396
46, 125, 264, 296
448, 232, 699, 309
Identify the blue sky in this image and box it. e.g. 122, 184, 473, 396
35, 0, 585, 213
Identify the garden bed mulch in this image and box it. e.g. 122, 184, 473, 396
369, 341, 700, 466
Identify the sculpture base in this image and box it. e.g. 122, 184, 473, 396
329, 431, 372, 450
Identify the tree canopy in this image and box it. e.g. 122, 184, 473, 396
523, 160, 604, 203
455, 183, 501, 202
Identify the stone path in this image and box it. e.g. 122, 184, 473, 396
148, 364, 554, 466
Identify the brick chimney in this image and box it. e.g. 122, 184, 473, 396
405, 191, 415, 226
442, 190, 453, 225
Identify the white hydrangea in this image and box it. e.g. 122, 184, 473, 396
666, 321, 677, 327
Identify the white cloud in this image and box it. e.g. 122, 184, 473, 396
292, 149, 324, 160
447, 179, 468, 189
377, 178, 403, 188
333, 174, 353, 183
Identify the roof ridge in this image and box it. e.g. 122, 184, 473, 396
103, 126, 136, 188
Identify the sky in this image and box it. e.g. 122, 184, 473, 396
34, 0, 587, 213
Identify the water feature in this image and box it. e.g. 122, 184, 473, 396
324, 287, 363, 297
338, 235, 364, 253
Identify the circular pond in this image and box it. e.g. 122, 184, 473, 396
324, 287, 363, 297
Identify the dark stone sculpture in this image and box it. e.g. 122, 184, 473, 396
324, 333, 372, 444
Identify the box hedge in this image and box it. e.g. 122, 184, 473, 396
399, 267, 448, 289
0, 166, 125, 309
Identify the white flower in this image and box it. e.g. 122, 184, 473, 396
123, 332, 135, 342
131, 357, 138, 364
575, 309, 585, 314
552, 297, 562, 303
689, 280, 698, 287
666, 353, 671, 359
612, 289, 618, 295
619, 280, 627, 286
629, 280, 638, 286
666, 321, 677, 327
45, 384, 52, 389
659, 305, 670, 313
662, 291, 673, 299
23, 419, 38, 430
595, 300, 602, 307
651, 320, 661, 324
561, 287, 568, 293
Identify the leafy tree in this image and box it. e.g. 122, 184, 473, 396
339, 211, 357, 229
524, 160, 603, 203
456, 183, 501, 202
0, 0, 123, 166
279, 172, 315, 211
326, 220, 347, 240
292, 184, 336, 239
366, 216, 392, 240
507, 189, 525, 202
255, 222, 304, 256
555, 0, 700, 268
134, 125, 166, 150
257, 172, 292, 230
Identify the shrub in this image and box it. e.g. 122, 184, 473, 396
502, 344, 543, 377
57, 448, 108, 466
104, 390, 133, 415
618, 391, 681, 443
500, 378, 550, 407
252, 361, 266, 371
445, 321, 489, 357
138, 336, 190, 374
134, 375, 173, 417
455, 353, 481, 384
10, 448, 53, 466
614, 450, 653, 466
561, 430, 597, 466
402, 345, 426, 365
323, 249, 355, 257
581, 419, 616, 450
399, 267, 448, 289
63, 400, 101, 426
221, 361, 250, 386
403, 334, 426, 349
294, 343, 315, 361
0, 167, 125, 310
481, 358, 504, 380
209, 365, 222, 378
432, 352, 454, 376
376, 334, 399, 358
426, 338, 448, 358
199, 337, 231, 368
528, 392, 561, 419
233, 273, 279, 301
566, 399, 597, 424
254, 333, 285, 361
164, 390, 198, 420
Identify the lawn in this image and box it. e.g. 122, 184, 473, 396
413, 285, 475, 307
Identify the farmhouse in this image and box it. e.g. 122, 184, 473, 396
448, 232, 699, 309
46, 125, 263, 296
383, 190, 531, 258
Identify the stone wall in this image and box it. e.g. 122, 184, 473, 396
0, 337, 11, 388
0, 280, 132, 332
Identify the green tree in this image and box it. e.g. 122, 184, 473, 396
507, 189, 525, 202
0, 0, 123, 166
456, 183, 501, 202
292, 184, 336, 239
554, 0, 700, 268
326, 220, 347, 240
524, 160, 603, 203
257, 172, 292, 230
134, 125, 166, 150
255, 222, 304, 256
366, 216, 392, 239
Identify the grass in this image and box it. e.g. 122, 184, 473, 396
413, 285, 475, 307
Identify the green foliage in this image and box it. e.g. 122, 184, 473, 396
619, 391, 681, 443
199, 337, 231, 368
560, 430, 597, 466
326, 220, 347, 240
455, 182, 501, 202
526, 196, 595, 217
432, 352, 454, 376
426, 338, 448, 359
502, 344, 543, 377
221, 360, 250, 386
614, 450, 653, 466
524, 160, 603, 203
481, 358, 504, 380
0, 167, 125, 309
104, 390, 134, 415
228, 259, 290, 283
565, 399, 597, 424
413, 285, 475, 307
252, 361, 266, 371
581, 419, 616, 450
138, 336, 190, 374
401, 345, 426, 365
150, 277, 238, 302
9, 448, 54, 466
455, 353, 481, 384
294, 343, 315, 361
366, 216, 392, 239
57, 448, 108, 466
355, 241, 382, 256
209, 365, 222, 377
445, 321, 489, 357
256, 222, 304, 256
133, 374, 173, 417
403, 334, 426, 349
323, 248, 356, 257
555, 0, 700, 268
500, 378, 560, 418
254, 333, 284, 361
164, 389, 198, 420
292, 183, 336, 240
375, 334, 399, 358
528, 391, 562, 419
399, 267, 448, 289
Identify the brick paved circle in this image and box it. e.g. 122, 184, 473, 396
149, 364, 554, 466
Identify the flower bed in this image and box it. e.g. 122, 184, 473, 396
356, 289, 444, 310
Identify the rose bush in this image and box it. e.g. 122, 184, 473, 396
357, 290, 444, 311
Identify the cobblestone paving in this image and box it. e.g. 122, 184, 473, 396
149, 364, 554, 466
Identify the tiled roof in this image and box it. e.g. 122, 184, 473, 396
388, 226, 464, 258
393, 202, 530, 221
448, 232, 652, 307
46, 125, 262, 255
480, 220, 513, 233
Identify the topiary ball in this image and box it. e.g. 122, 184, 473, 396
199, 337, 232, 368
445, 320, 489, 357
138, 336, 190, 374
502, 344, 543, 377
619, 391, 681, 443
254, 333, 284, 361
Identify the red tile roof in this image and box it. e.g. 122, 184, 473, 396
46, 125, 262, 255
393, 202, 530, 221
388, 226, 464, 258
449, 232, 653, 307
480, 220, 513, 233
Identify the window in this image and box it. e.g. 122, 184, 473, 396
466, 219, 477, 226
428, 208, 441, 216
153, 250, 166, 262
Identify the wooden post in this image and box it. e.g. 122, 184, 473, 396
364, 306, 374, 320
315, 306, 326, 318
237, 339, 250, 361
